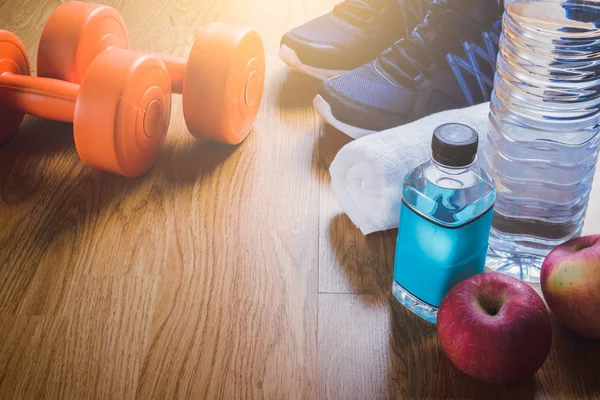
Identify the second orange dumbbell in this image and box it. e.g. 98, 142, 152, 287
38, 1, 265, 145
0, 30, 172, 177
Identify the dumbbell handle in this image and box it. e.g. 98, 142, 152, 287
153, 54, 185, 94
95, 46, 185, 93
0, 72, 77, 122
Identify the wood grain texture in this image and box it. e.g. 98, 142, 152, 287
318, 294, 600, 400
1, 0, 600, 399
0, 0, 329, 398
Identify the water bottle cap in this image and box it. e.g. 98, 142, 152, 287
431, 123, 479, 167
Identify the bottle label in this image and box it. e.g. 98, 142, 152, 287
393, 202, 494, 307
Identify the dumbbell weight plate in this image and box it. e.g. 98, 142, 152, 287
0, 30, 31, 145
37, 1, 128, 84
74, 48, 172, 177
183, 22, 265, 145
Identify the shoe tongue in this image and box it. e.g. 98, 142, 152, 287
334, 0, 398, 29
380, 0, 402, 7
367, 0, 397, 8
340, 0, 399, 15
460, 0, 503, 25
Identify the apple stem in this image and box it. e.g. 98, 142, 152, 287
572, 242, 593, 252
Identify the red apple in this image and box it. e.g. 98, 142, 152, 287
541, 234, 600, 339
437, 273, 552, 384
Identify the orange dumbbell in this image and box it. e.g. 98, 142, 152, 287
0, 30, 172, 177
37, 1, 265, 145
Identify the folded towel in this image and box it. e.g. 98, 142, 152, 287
329, 102, 491, 235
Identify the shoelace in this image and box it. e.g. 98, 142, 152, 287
378, 0, 492, 86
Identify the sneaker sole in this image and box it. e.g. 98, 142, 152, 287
313, 95, 377, 139
279, 45, 347, 81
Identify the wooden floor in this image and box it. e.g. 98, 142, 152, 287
1, 0, 600, 398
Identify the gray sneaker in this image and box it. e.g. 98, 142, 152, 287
279, 0, 433, 80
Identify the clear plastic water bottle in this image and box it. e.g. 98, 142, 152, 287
485, 1, 600, 283
393, 123, 496, 323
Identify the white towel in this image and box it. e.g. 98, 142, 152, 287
329, 102, 491, 235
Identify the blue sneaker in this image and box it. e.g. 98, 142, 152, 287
314, 0, 503, 138
279, 0, 432, 80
